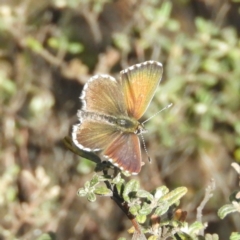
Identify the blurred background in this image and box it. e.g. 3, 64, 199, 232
0, 0, 240, 239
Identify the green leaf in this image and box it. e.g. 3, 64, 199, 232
25, 37, 43, 53
94, 186, 112, 196
84, 181, 91, 189
113, 33, 130, 53
195, 17, 218, 35
139, 203, 152, 215
158, 187, 187, 205
48, 37, 59, 49
159, 1, 172, 19
154, 201, 169, 216
202, 58, 221, 74
153, 186, 169, 199
136, 214, 147, 224
0, 77, 16, 95
230, 232, 240, 240
176, 232, 195, 240
234, 148, 240, 162
218, 204, 237, 219
87, 192, 96, 202
136, 189, 154, 201
90, 174, 99, 187
98, 175, 111, 182
123, 179, 140, 202
77, 158, 94, 174
112, 173, 122, 184
36, 233, 56, 240
77, 188, 87, 197
188, 221, 205, 235
68, 42, 84, 54
129, 205, 141, 216
205, 233, 219, 240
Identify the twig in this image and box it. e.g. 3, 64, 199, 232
196, 178, 216, 236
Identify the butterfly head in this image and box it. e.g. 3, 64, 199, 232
135, 123, 147, 135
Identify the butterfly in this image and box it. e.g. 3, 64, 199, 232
72, 60, 163, 175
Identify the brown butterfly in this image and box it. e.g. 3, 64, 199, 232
72, 61, 163, 174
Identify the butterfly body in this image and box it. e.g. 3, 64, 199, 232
79, 110, 145, 134
72, 61, 163, 175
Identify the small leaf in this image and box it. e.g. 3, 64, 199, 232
68, 42, 84, 54
123, 179, 140, 202
154, 202, 169, 216
136, 189, 154, 201
153, 186, 169, 199
188, 221, 205, 235
205, 233, 219, 240
139, 203, 152, 215
129, 205, 141, 215
136, 214, 147, 224
113, 33, 130, 53
195, 17, 218, 35
25, 37, 43, 53
48, 37, 60, 49
98, 174, 111, 182
77, 188, 87, 197
0, 77, 16, 95
158, 187, 187, 205
160, 220, 171, 226
90, 175, 99, 187
112, 173, 122, 184
84, 181, 90, 189
87, 192, 96, 202
36, 233, 56, 240
94, 186, 112, 196
218, 204, 237, 219
230, 232, 240, 240
127, 226, 135, 234
77, 158, 94, 174
176, 232, 195, 240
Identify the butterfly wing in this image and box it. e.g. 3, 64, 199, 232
103, 133, 142, 174
73, 120, 142, 174
72, 120, 119, 152
120, 61, 163, 119
81, 74, 127, 116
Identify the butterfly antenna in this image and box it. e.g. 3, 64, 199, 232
140, 133, 152, 163
142, 103, 173, 124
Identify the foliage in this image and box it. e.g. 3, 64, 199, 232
64, 142, 240, 239
218, 163, 240, 220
